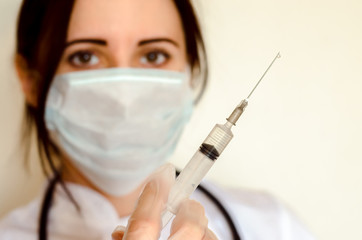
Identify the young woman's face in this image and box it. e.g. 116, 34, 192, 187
56, 0, 187, 75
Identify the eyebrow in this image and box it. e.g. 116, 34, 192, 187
65, 39, 107, 47
65, 38, 178, 48
139, 38, 179, 47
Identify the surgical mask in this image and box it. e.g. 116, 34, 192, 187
45, 68, 193, 196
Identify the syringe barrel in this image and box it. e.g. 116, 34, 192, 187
166, 150, 215, 214
162, 123, 234, 227
170, 123, 233, 207
202, 123, 234, 157
162, 149, 214, 227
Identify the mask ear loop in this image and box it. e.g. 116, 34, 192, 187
187, 65, 208, 105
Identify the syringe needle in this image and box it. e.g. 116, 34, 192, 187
162, 53, 281, 229
246, 52, 281, 100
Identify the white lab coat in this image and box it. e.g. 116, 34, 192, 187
0, 181, 315, 240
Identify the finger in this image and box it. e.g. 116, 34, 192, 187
204, 229, 218, 240
123, 164, 175, 240
112, 226, 125, 240
168, 200, 210, 240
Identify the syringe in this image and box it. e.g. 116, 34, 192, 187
161, 52, 281, 228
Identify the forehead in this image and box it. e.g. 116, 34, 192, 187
67, 0, 184, 42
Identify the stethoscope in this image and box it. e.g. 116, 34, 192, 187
197, 184, 243, 240
176, 170, 242, 240
39, 174, 243, 240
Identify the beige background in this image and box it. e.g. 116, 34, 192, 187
1, 0, 362, 239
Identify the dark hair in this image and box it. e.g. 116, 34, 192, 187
17, 0, 76, 177
17, 0, 208, 180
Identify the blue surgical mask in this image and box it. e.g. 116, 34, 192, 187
45, 68, 193, 196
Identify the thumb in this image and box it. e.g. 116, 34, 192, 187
122, 163, 176, 239
146, 163, 176, 198
111, 164, 175, 240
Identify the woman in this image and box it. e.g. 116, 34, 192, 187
0, 0, 315, 239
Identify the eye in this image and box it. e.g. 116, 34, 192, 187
140, 50, 170, 67
68, 50, 99, 67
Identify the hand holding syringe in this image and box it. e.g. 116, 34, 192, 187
162, 52, 282, 228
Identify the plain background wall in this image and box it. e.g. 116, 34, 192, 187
1, 0, 362, 239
